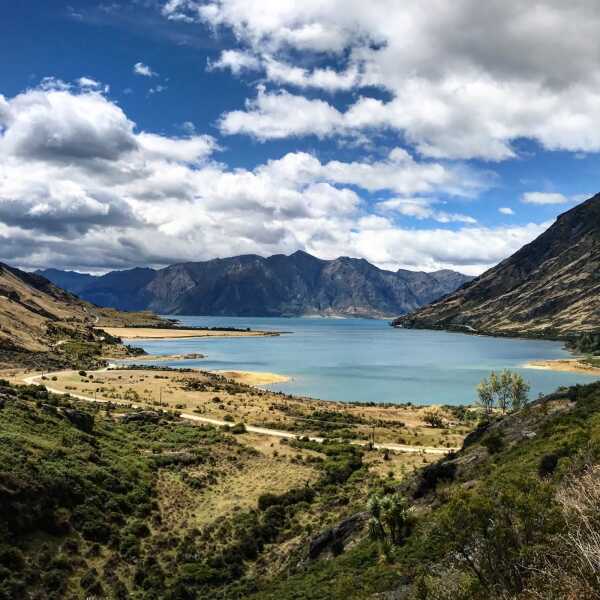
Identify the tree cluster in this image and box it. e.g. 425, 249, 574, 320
476, 370, 530, 414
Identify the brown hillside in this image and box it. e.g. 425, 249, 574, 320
393, 194, 600, 337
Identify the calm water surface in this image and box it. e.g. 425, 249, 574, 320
123, 316, 597, 406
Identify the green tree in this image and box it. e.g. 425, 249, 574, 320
476, 380, 494, 415
423, 410, 445, 428
509, 372, 530, 411
498, 370, 513, 413
367, 493, 412, 559
477, 371, 530, 414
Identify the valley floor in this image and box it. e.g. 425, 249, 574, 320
12, 366, 464, 453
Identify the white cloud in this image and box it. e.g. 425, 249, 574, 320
148, 85, 167, 94
219, 86, 344, 139
209, 50, 260, 75
77, 77, 101, 89
262, 58, 360, 92
499, 207, 515, 215
521, 192, 569, 205
0, 82, 552, 275
180, 1, 600, 160
133, 62, 157, 77
377, 198, 477, 224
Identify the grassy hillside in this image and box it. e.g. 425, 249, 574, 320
0, 380, 403, 599
0, 262, 164, 370
1, 376, 599, 599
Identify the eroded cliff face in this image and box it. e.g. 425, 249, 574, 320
39, 251, 472, 318
393, 194, 600, 337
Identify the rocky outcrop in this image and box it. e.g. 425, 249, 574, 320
393, 194, 600, 337
307, 511, 369, 559
39, 252, 472, 318
62, 408, 94, 433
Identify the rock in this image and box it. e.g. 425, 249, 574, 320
122, 410, 161, 424
308, 511, 369, 560
63, 408, 94, 433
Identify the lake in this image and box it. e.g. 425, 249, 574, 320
123, 316, 597, 406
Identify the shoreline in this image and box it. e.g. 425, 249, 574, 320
118, 352, 205, 362
99, 326, 280, 340
523, 358, 600, 376
214, 370, 291, 386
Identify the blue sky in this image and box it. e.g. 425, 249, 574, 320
0, 1, 598, 274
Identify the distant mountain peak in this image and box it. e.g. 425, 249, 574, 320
38, 252, 472, 318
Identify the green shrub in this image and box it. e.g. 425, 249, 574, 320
482, 429, 505, 454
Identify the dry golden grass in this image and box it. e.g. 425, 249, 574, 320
157, 440, 318, 529
524, 358, 600, 375
41, 368, 469, 448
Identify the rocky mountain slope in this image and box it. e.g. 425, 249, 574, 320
393, 194, 600, 337
39, 251, 472, 318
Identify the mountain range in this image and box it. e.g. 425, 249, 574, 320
38, 251, 472, 318
393, 193, 600, 337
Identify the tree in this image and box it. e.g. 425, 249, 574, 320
368, 493, 412, 559
498, 370, 513, 413
477, 379, 494, 415
423, 410, 445, 428
477, 371, 530, 414
509, 372, 530, 411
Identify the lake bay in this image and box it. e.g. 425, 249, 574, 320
123, 316, 597, 406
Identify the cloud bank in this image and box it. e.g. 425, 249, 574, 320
0, 82, 549, 274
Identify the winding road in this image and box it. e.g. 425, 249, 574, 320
23, 369, 456, 456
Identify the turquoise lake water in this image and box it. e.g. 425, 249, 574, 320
123, 316, 597, 406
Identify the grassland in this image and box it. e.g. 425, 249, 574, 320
3, 375, 600, 599
26, 367, 469, 449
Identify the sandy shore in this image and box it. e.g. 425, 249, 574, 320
215, 370, 290, 386
99, 327, 278, 339
524, 358, 600, 376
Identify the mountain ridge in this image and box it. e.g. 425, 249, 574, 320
393, 193, 600, 337
38, 252, 473, 318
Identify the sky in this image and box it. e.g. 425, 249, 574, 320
1, 1, 599, 275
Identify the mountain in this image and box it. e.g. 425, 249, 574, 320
393, 193, 600, 337
38, 252, 472, 318
0, 262, 162, 357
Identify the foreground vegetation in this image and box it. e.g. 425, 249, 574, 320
1, 373, 599, 599
0, 379, 412, 599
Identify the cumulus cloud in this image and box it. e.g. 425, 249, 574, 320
133, 62, 157, 77
208, 50, 261, 75
177, 0, 600, 160
0, 88, 138, 162
219, 86, 344, 139
499, 207, 515, 215
0, 82, 551, 274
